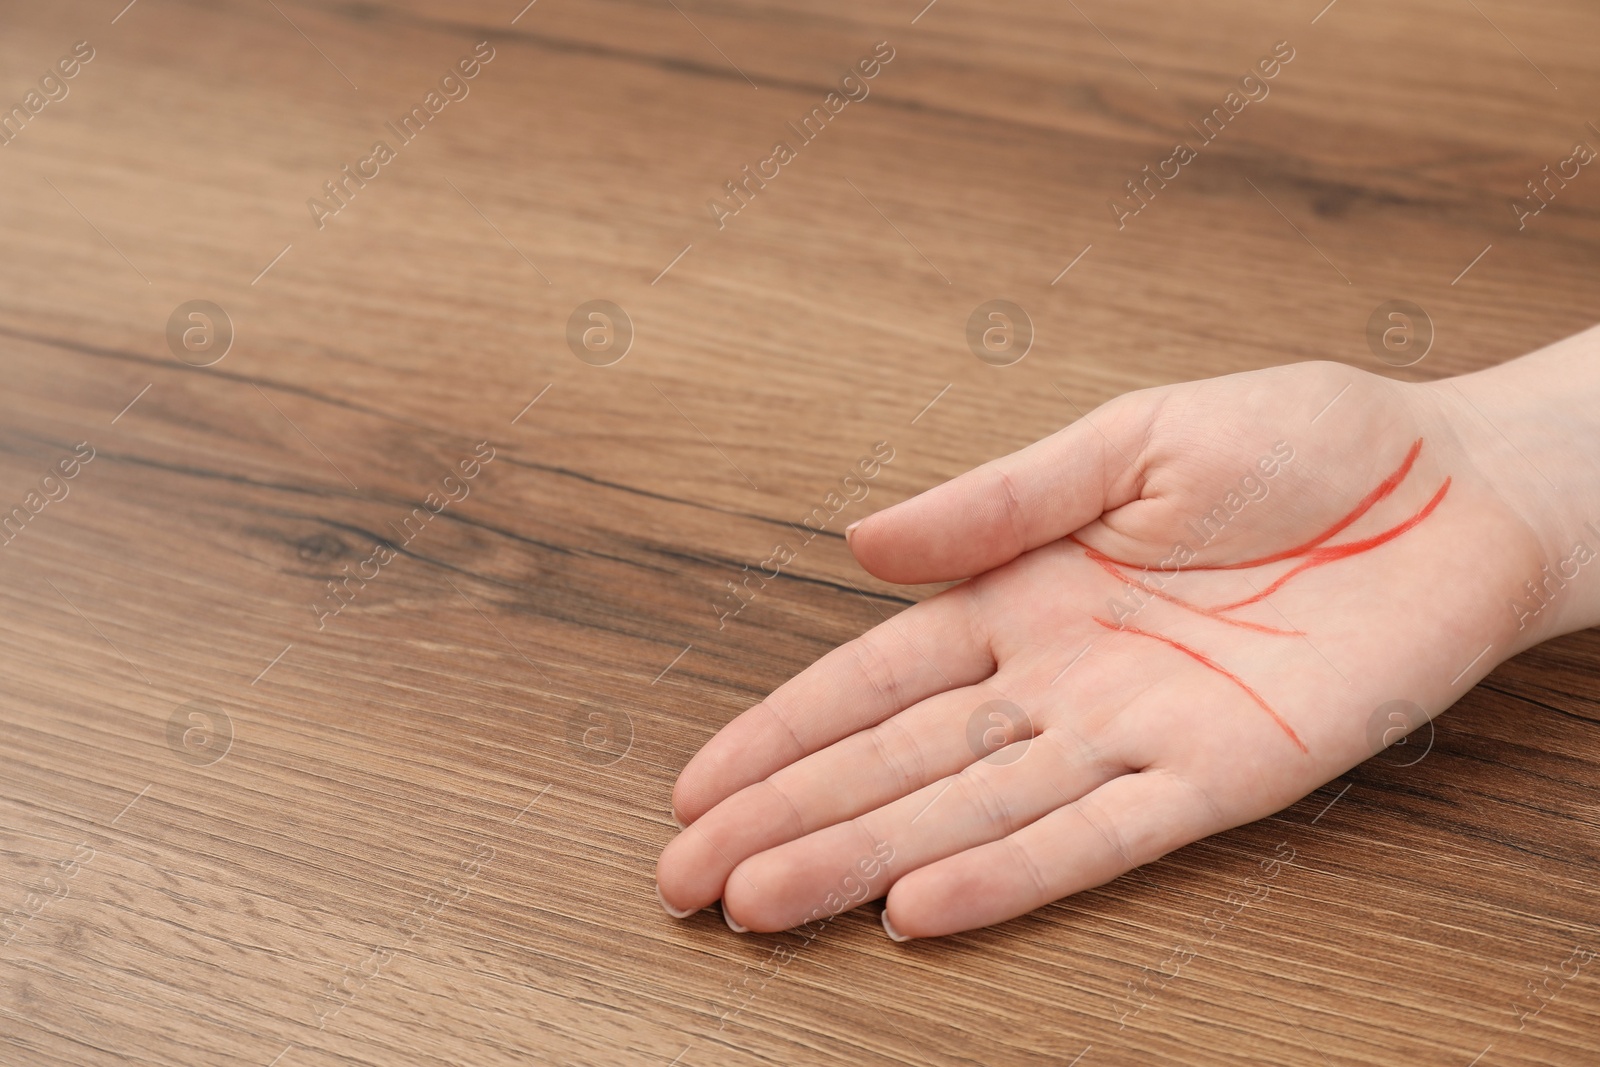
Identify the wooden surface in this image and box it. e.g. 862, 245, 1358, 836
2, 1, 1598, 1064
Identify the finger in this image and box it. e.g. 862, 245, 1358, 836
721, 728, 1126, 932
671, 585, 993, 824
659, 679, 1029, 913
848, 393, 1154, 585
882, 769, 1218, 939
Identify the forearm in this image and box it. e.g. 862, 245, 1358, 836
1436, 325, 1600, 642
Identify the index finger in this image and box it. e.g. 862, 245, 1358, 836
671, 585, 994, 824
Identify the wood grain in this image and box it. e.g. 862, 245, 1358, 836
1, 1, 1597, 1064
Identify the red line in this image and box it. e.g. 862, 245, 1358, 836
1093, 617, 1308, 753
1085, 438, 1426, 572
1079, 541, 1304, 636
1210, 477, 1450, 612
1211, 437, 1425, 569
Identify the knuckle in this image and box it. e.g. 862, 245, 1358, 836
760, 697, 809, 759
1075, 792, 1138, 868
849, 634, 906, 711
957, 766, 1017, 835
1003, 835, 1052, 901
758, 777, 809, 838
867, 717, 925, 794
992, 466, 1029, 553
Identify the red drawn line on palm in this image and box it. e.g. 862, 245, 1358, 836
1079, 548, 1306, 636
1088, 437, 1427, 574
1077, 438, 1448, 622
1209, 476, 1450, 611
1080, 438, 1447, 751
1091, 617, 1310, 753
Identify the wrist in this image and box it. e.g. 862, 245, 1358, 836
1427, 325, 1600, 642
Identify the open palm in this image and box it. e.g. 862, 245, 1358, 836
658, 361, 1546, 938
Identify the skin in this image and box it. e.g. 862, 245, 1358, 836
657, 326, 1600, 939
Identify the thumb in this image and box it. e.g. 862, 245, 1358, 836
849, 394, 1155, 585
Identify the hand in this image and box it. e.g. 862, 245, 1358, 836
658, 352, 1595, 939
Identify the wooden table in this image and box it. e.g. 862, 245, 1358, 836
2, 1, 1598, 1064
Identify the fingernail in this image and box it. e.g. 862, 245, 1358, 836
881, 909, 911, 943
723, 903, 749, 933
845, 520, 861, 544
671, 810, 685, 830
657, 885, 695, 919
